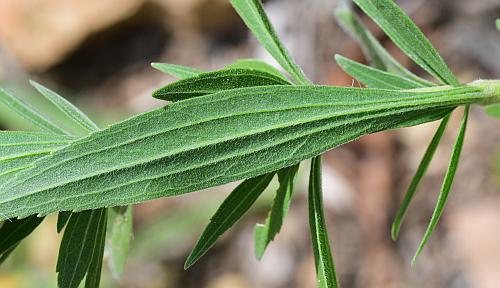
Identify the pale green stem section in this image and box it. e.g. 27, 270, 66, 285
469, 80, 500, 105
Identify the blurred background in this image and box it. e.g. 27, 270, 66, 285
0, 0, 499, 287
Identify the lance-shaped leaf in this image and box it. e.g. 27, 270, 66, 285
185, 173, 275, 268
230, 0, 310, 84
308, 156, 339, 288
151, 63, 204, 79
106, 206, 133, 279
254, 164, 299, 260
496, 19, 500, 31
0, 84, 497, 219
84, 208, 108, 288
335, 55, 425, 89
57, 208, 107, 288
334, 0, 432, 86
30, 81, 99, 133
0, 87, 67, 135
391, 114, 450, 240
226, 59, 288, 81
153, 68, 290, 101
353, 0, 459, 85
412, 108, 469, 264
0, 215, 44, 259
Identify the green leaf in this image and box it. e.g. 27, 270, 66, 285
391, 114, 450, 240
308, 156, 339, 288
226, 59, 288, 81
57, 208, 107, 288
84, 209, 108, 288
412, 107, 469, 264
30, 81, 99, 133
335, 54, 426, 89
486, 104, 500, 118
185, 173, 274, 268
352, 0, 459, 85
0, 87, 68, 135
496, 19, 500, 31
334, 1, 433, 86
0, 84, 495, 219
57, 211, 72, 233
153, 68, 290, 101
254, 164, 299, 260
0, 131, 74, 187
106, 206, 133, 279
0, 215, 44, 257
230, 0, 310, 84
151, 63, 204, 79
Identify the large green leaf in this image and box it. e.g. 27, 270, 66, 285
352, 0, 458, 85
56, 209, 107, 288
412, 108, 469, 264
308, 156, 339, 288
0, 87, 68, 135
230, 0, 310, 84
335, 55, 425, 89
254, 164, 299, 260
0, 131, 74, 187
185, 173, 274, 268
153, 68, 290, 101
106, 206, 133, 279
0, 84, 496, 219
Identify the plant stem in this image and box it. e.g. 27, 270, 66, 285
468, 79, 500, 105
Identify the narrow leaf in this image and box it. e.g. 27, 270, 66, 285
335, 54, 425, 89
153, 68, 290, 101
308, 156, 339, 288
0, 84, 495, 219
412, 107, 469, 264
226, 59, 288, 81
391, 114, 450, 240
30, 81, 99, 133
57, 211, 72, 233
334, 1, 433, 85
106, 206, 133, 279
0, 215, 44, 256
352, 0, 459, 85
185, 173, 275, 268
57, 209, 107, 288
84, 209, 108, 288
0, 87, 67, 135
230, 0, 310, 84
496, 19, 500, 31
254, 164, 299, 260
151, 63, 203, 79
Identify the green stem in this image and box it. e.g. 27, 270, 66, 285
468, 80, 500, 105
